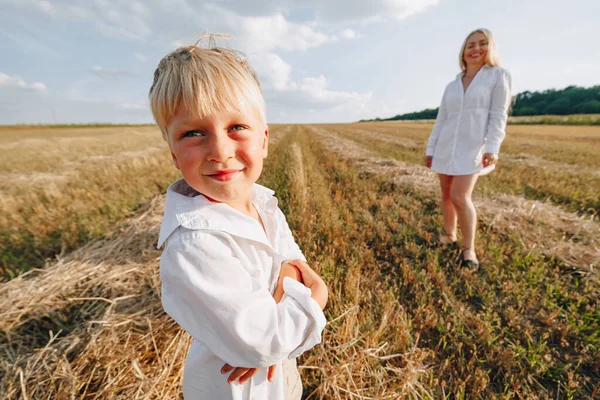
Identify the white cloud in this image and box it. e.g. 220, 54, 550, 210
0, 72, 46, 91
206, 7, 334, 53
1, 0, 438, 123
261, 74, 372, 118
204, 0, 438, 22
299, 75, 372, 108
251, 53, 370, 113
121, 101, 147, 110
134, 52, 148, 62
171, 40, 187, 49
2, 0, 439, 49
4, 1, 362, 50
91, 66, 131, 80
312, 0, 439, 22
341, 28, 361, 39
253, 53, 297, 91
5, 0, 151, 40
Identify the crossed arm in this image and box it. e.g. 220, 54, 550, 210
222, 260, 329, 384
160, 232, 328, 386
221, 262, 304, 384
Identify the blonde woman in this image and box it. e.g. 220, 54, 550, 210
424, 28, 512, 269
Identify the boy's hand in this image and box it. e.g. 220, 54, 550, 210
221, 363, 276, 384
272, 262, 303, 303
287, 259, 328, 310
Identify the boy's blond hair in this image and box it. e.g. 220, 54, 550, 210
459, 28, 501, 74
149, 43, 266, 140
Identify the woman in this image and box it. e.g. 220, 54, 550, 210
424, 28, 512, 269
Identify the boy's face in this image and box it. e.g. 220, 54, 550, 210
166, 106, 268, 207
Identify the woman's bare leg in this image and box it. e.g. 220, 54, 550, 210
438, 174, 457, 243
450, 174, 479, 261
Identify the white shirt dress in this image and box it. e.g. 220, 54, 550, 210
426, 65, 512, 176
158, 179, 327, 400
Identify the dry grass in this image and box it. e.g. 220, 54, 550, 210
373, 114, 600, 126
309, 126, 599, 271
1, 124, 598, 399
329, 122, 600, 216
0, 125, 288, 280
508, 114, 600, 126
0, 196, 189, 398
0, 126, 177, 280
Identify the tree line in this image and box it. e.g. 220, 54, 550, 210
360, 85, 600, 122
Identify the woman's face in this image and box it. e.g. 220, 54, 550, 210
463, 32, 488, 70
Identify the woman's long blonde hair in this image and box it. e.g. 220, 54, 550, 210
459, 28, 501, 73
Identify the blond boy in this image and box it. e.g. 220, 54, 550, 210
150, 44, 328, 399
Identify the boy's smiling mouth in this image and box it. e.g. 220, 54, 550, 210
205, 169, 243, 182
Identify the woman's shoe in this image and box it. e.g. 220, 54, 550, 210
460, 249, 479, 270
461, 258, 480, 270
432, 235, 457, 247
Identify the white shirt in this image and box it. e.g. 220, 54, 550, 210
426, 66, 512, 175
158, 179, 327, 400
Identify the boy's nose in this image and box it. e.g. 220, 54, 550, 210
207, 136, 235, 163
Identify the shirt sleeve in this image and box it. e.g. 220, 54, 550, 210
426, 86, 450, 157
160, 231, 327, 368
484, 68, 512, 155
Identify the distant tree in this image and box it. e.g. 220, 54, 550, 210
513, 85, 599, 116
388, 108, 439, 121
577, 100, 600, 114
359, 85, 600, 122
544, 98, 571, 115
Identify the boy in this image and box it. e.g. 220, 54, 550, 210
150, 43, 328, 399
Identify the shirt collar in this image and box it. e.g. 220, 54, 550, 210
456, 64, 490, 79
157, 179, 278, 248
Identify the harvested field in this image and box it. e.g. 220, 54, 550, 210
1, 123, 598, 399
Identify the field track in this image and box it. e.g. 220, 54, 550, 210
1, 123, 598, 399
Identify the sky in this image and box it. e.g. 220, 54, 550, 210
0, 0, 598, 124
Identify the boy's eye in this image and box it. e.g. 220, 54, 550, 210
182, 130, 204, 138
230, 125, 246, 132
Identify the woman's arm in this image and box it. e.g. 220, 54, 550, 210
484, 69, 512, 155
160, 231, 327, 368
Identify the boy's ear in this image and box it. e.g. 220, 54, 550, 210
262, 126, 269, 158
171, 151, 181, 170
